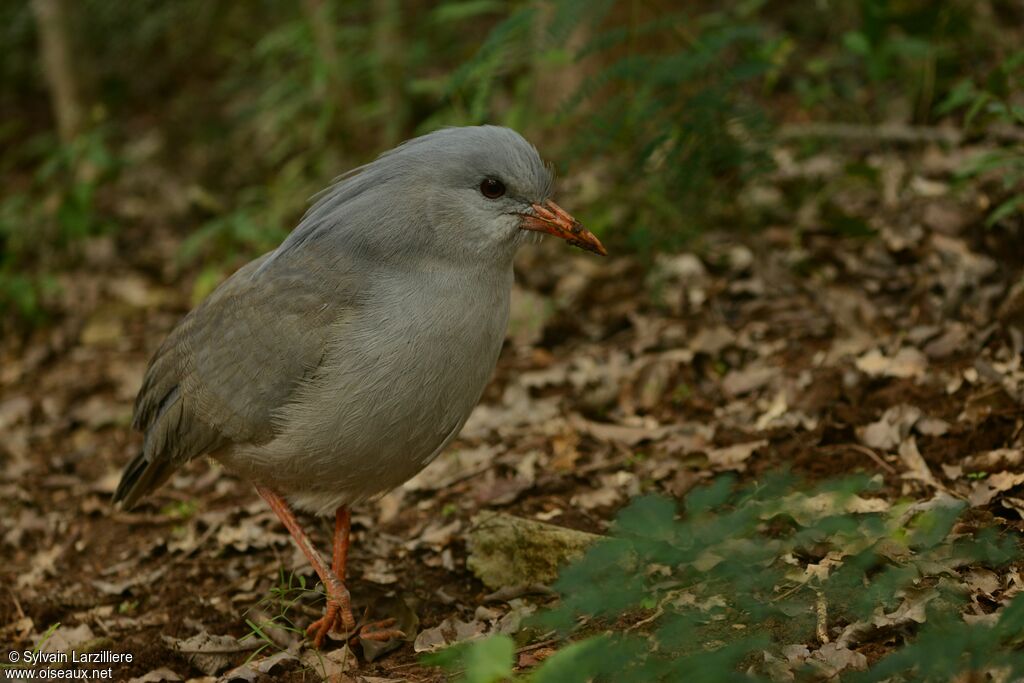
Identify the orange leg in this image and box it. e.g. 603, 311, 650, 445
256, 486, 355, 646
256, 488, 403, 648
332, 506, 350, 579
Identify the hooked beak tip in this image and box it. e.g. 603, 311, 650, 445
519, 200, 607, 256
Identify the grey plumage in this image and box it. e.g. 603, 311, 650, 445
115, 126, 561, 514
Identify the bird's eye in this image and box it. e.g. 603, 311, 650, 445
480, 177, 506, 199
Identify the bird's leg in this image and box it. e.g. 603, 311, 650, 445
254, 486, 356, 647
331, 505, 351, 579
302, 505, 361, 645
322, 505, 404, 645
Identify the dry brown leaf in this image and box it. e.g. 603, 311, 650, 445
722, 364, 779, 397
39, 623, 96, 654
570, 472, 638, 510
299, 645, 356, 680
706, 440, 768, 472
964, 568, 1000, 597
690, 326, 737, 355
0, 396, 31, 431
855, 347, 928, 379
403, 445, 497, 491
898, 436, 944, 490
161, 630, 259, 676
360, 557, 399, 585
571, 415, 671, 446
968, 471, 1024, 507
571, 487, 621, 510
808, 643, 868, 676
549, 428, 581, 471
916, 416, 950, 436
219, 649, 298, 683
461, 388, 560, 439
126, 667, 183, 683
92, 565, 169, 595
923, 323, 970, 359
1001, 497, 1024, 519
413, 618, 488, 653
858, 405, 921, 450
776, 492, 890, 526
963, 448, 1023, 471
215, 518, 289, 553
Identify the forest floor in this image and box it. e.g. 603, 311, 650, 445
2, 137, 1024, 682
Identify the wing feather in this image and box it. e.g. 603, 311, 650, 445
114, 251, 359, 508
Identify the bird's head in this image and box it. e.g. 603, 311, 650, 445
381, 126, 606, 262
266, 126, 605, 272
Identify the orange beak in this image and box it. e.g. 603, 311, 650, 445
518, 200, 607, 256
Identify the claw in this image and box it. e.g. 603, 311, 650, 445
306, 600, 350, 648
351, 617, 405, 644
306, 604, 405, 649
306, 584, 357, 648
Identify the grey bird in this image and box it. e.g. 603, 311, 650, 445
113, 125, 606, 648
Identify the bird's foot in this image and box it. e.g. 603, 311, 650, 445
307, 612, 405, 649
306, 580, 405, 649
306, 576, 357, 649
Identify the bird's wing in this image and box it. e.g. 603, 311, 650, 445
114, 250, 358, 508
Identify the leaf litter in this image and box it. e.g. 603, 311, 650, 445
1, 141, 1023, 681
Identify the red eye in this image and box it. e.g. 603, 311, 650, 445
480, 177, 506, 199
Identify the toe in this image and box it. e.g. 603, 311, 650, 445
355, 617, 405, 643
356, 628, 405, 642
307, 602, 342, 648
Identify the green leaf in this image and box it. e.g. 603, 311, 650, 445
464, 635, 516, 683
613, 495, 677, 541
531, 637, 611, 683
426, 635, 516, 683
964, 92, 992, 128
842, 31, 871, 56
432, 0, 504, 23
985, 195, 1024, 228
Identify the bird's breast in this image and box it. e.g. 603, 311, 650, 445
256, 264, 512, 507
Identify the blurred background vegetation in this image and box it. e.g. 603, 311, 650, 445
1, 0, 1022, 328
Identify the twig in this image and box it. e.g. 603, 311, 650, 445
825, 444, 898, 475
815, 589, 830, 644
516, 636, 560, 655
8, 588, 25, 620
770, 581, 808, 603
628, 588, 688, 631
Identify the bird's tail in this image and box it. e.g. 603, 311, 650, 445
112, 451, 174, 510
